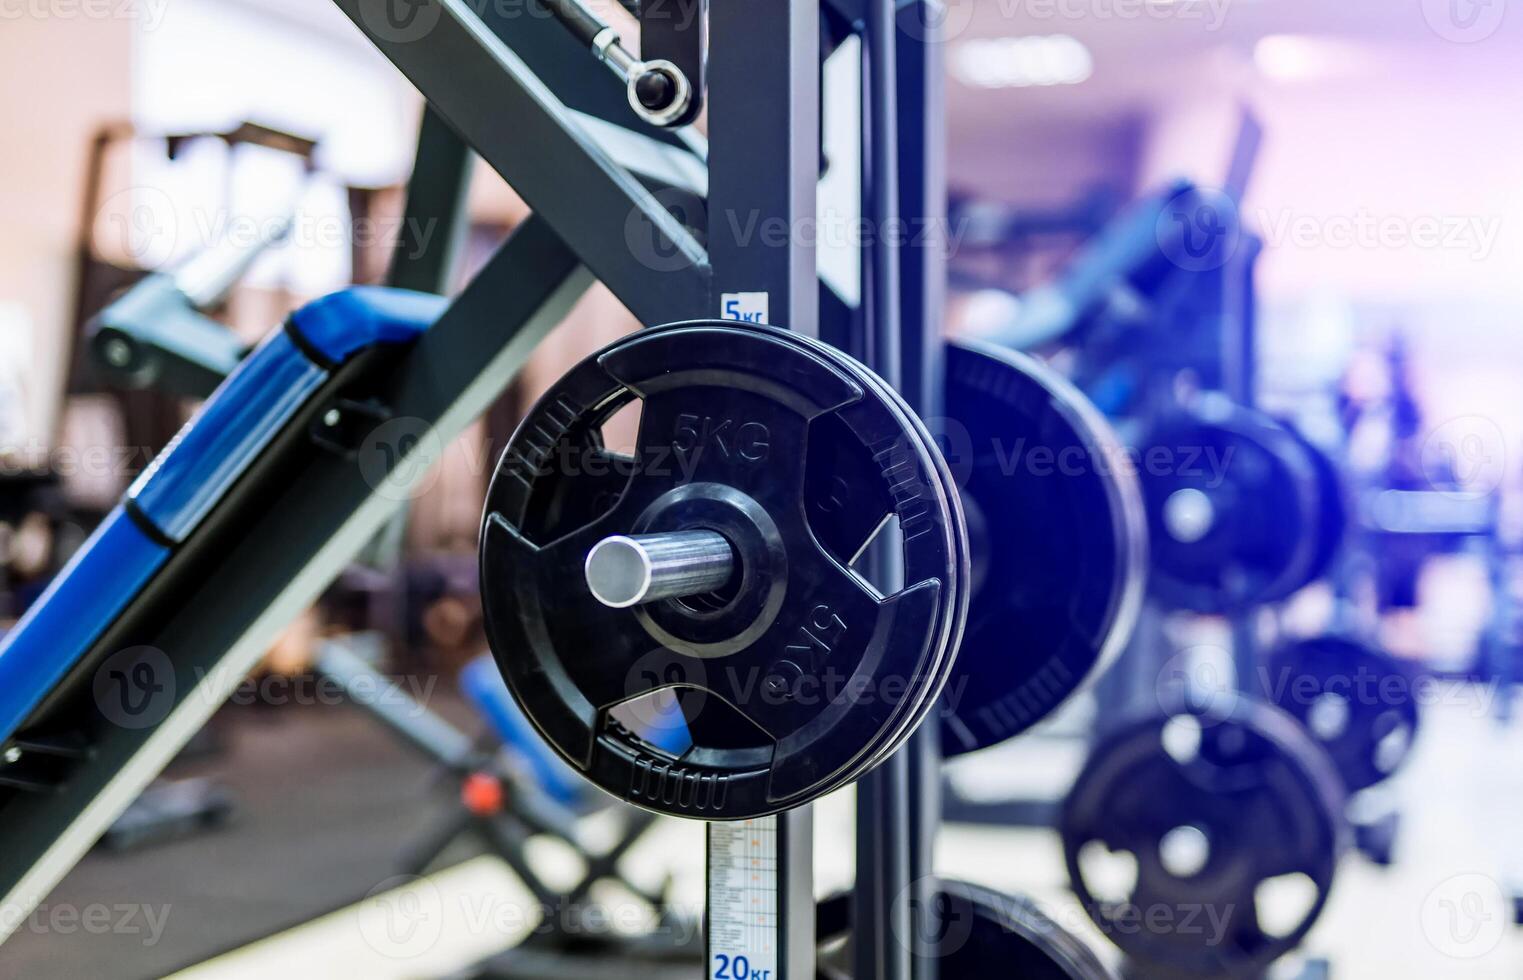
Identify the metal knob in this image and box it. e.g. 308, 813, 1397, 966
584, 530, 735, 608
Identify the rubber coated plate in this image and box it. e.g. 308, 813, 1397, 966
938, 340, 1146, 756
1138, 397, 1321, 613
1061, 692, 1345, 977
667, 325, 971, 793
1264, 635, 1418, 792
786, 327, 972, 785
798, 334, 973, 775
816, 878, 1115, 980
479, 322, 967, 820
1282, 423, 1348, 588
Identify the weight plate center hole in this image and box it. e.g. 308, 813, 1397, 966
1077, 840, 1139, 904
1161, 713, 1203, 765
1374, 716, 1412, 773
1164, 487, 1216, 544
1158, 824, 1212, 879
1255, 872, 1319, 938
1308, 692, 1351, 741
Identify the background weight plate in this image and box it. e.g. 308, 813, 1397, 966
479, 322, 967, 820
816, 878, 1116, 979
938, 339, 1146, 756
1282, 424, 1349, 589
1061, 692, 1345, 978
1264, 635, 1418, 793
1138, 398, 1322, 614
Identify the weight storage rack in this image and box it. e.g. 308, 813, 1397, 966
0, 2, 952, 977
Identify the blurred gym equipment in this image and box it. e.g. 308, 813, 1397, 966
1136, 398, 1338, 615
1264, 636, 1418, 796
938, 339, 1146, 757
315, 642, 700, 977
1063, 693, 1345, 978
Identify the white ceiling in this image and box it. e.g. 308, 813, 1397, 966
930, 0, 1523, 314
941, 0, 1523, 198
946, 0, 1523, 113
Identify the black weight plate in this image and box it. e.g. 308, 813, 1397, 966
1061, 693, 1345, 978
479, 322, 967, 820
776, 328, 972, 782
816, 879, 1115, 980
938, 340, 1146, 756
790, 332, 973, 778
1264, 635, 1418, 793
1282, 424, 1347, 588
674, 325, 971, 785
1137, 398, 1321, 614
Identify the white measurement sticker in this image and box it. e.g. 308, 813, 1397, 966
707, 817, 779, 980
721, 292, 770, 324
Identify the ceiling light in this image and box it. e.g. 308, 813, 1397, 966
1254, 35, 1368, 82
951, 35, 1095, 89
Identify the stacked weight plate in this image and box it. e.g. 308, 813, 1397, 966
480, 321, 969, 819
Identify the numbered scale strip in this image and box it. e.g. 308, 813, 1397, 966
707, 810, 814, 980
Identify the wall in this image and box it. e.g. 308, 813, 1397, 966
0, 11, 133, 448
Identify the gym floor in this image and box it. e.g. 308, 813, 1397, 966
7, 684, 1521, 979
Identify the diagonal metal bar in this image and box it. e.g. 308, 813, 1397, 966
331, 0, 712, 325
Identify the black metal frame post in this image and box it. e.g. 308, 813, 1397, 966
845, 3, 945, 977
853, 0, 910, 976
706, 0, 821, 333
701, 4, 822, 978
386, 107, 474, 295
895, 6, 947, 979
1223, 235, 1264, 693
